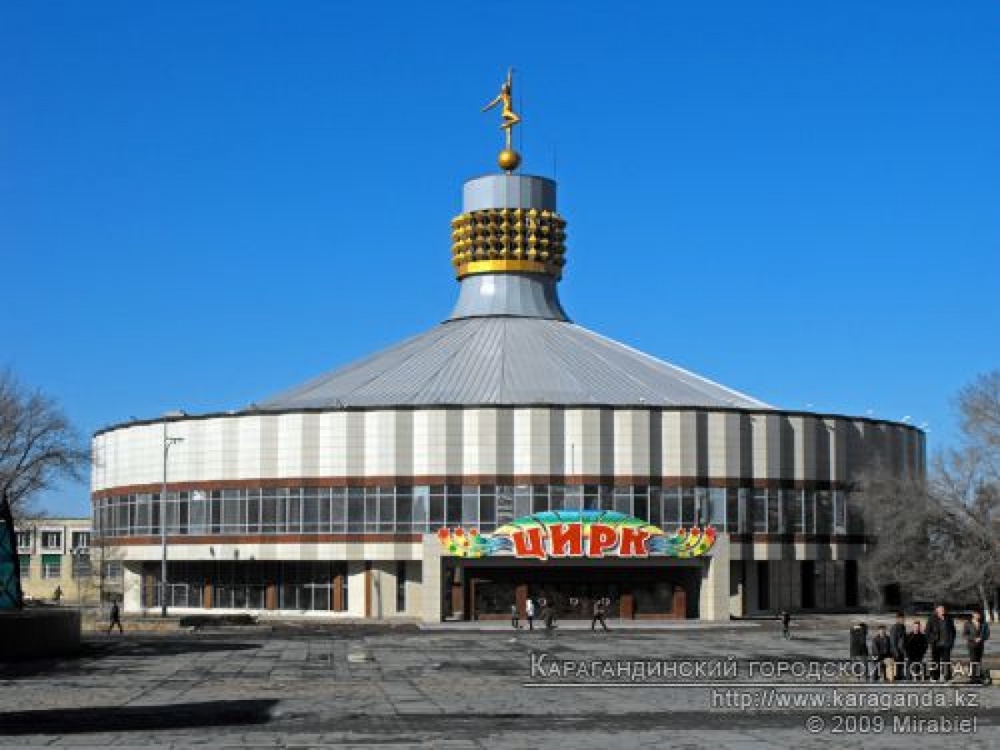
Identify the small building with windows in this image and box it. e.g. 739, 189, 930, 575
91, 130, 924, 621
15, 517, 122, 605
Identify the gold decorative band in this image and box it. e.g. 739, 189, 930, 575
454, 259, 560, 279
450, 207, 567, 279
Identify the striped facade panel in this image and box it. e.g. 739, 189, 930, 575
91, 408, 924, 493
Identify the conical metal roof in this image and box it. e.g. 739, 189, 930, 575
254, 317, 771, 411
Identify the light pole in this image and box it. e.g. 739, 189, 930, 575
70, 546, 88, 612
161, 423, 184, 617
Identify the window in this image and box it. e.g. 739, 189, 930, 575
446, 486, 462, 524
513, 486, 531, 519
19, 555, 30, 579
347, 488, 364, 532
378, 487, 395, 532
680, 488, 696, 526
331, 488, 347, 531
767, 491, 780, 533
832, 491, 848, 534
662, 488, 680, 529
781, 490, 803, 533
531, 485, 548, 514
103, 560, 123, 580
71, 531, 91, 550
478, 486, 496, 530
803, 491, 816, 534
751, 490, 768, 533
694, 488, 709, 525
429, 486, 445, 526
727, 490, 743, 533
708, 488, 727, 528
632, 486, 648, 521
40, 531, 63, 550
815, 491, 832, 535
396, 486, 413, 532
461, 486, 479, 526
613, 486, 631, 515
41, 554, 62, 579
648, 487, 662, 527
16, 531, 32, 551
364, 488, 380, 532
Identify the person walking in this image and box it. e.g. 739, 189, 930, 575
905, 620, 928, 680
525, 597, 535, 631
926, 604, 957, 682
539, 596, 556, 631
511, 602, 520, 630
872, 625, 892, 681
780, 610, 791, 640
107, 600, 124, 634
964, 610, 990, 684
889, 612, 908, 680
591, 598, 609, 632
849, 622, 870, 680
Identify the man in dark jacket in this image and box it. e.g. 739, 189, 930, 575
964, 610, 990, 684
905, 620, 928, 680
889, 612, 908, 680
850, 623, 870, 680
872, 625, 893, 681
925, 604, 957, 682
107, 600, 124, 634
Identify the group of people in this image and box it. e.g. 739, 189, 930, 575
850, 606, 991, 683
510, 596, 612, 632
511, 596, 556, 631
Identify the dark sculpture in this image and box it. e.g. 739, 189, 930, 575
0, 490, 24, 609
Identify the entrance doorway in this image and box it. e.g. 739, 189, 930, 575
454, 561, 701, 620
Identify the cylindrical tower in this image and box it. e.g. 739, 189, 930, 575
449, 174, 568, 320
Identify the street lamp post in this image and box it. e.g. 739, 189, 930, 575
161, 423, 184, 618
70, 547, 86, 611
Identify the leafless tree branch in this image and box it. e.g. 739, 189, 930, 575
0, 368, 88, 518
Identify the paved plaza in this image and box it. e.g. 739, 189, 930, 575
0, 617, 996, 748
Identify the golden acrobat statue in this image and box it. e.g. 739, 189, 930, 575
482, 67, 522, 172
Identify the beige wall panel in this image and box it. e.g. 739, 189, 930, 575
316, 412, 340, 477
299, 413, 320, 478
364, 410, 396, 478
678, 411, 698, 477
344, 412, 366, 478
527, 408, 552, 475
751, 415, 769, 480
275, 413, 304, 478
467, 409, 497, 476
794, 416, 814, 482
630, 409, 651, 477
613, 410, 635, 476
411, 410, 432, 477
706, 412, 729, 479
324, 412, 348, 478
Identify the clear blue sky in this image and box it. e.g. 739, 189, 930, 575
2, 1, 997, 517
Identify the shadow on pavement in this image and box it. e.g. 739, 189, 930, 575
0, 699, 279, 735
0, 638, 262, 678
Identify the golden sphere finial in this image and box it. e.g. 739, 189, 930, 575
498, 148, 521, 172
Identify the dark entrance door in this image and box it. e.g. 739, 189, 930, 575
459, 563, 701, 620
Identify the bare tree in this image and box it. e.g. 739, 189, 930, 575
857, 369, 1000, 619
0, 368, 89, 516
856, 470, 938, 610
957, 370, 1000, 468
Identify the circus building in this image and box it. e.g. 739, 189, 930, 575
91, 77, 925, 622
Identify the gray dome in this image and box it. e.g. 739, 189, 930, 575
254, 317, 772, 411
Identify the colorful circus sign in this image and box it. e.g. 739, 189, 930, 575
436, 510, 716, 560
